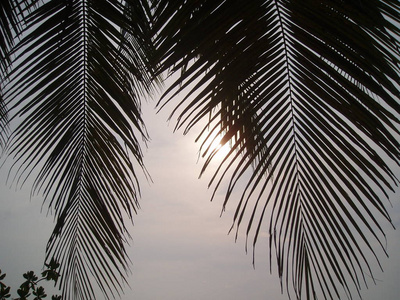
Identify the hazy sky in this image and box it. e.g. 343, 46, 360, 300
0, 100, 399, 300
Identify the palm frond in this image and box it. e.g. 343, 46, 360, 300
1, 0, 21, 72
1, 0, 41, 150
3, 0, 155, 299
0, 0, 24, 150
153, 0, 400, 299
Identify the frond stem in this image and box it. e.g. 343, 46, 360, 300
273, 0, 302, 199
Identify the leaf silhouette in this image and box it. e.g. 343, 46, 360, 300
1, 0, 400, 299
153, 0, 400, 299
3, 0, 156, 299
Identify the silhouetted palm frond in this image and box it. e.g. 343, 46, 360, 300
0, 0, 31, 150
153, 0, 400, 299
1, 0, 22, 72
2, 0, 400, 299
3, 0, 156, 298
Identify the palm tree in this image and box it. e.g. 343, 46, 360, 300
1, 0, 400, 299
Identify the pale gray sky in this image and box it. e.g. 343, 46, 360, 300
0, 101, 399, 300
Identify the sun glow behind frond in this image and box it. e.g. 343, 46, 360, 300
208, 134, 232, 161
198, 126, 233, 164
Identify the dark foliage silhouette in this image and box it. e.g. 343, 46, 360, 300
1, 1, 400, 299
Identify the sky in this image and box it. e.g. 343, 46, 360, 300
0, 100, 400, 300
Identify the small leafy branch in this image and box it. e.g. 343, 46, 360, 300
0, 259, 61, 300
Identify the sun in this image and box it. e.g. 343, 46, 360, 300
200, 132, 233, 162
213, 138, 232, 161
